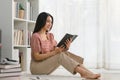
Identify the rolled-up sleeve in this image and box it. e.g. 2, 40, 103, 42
30, 35, 41, 53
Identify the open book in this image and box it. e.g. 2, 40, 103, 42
57, 33, 78, 48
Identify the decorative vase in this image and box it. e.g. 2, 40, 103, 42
19, 10, 24, 19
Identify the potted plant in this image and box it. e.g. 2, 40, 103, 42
19, 3, 25, 19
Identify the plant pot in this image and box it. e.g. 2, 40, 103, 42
19, 10, 24, 19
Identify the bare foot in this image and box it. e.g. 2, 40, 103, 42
81, 73, 101, 79
75, 66, 101, 79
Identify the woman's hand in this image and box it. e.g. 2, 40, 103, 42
54, 38, 72, 54
64, 38, 72, 50
54, 45, 65, 54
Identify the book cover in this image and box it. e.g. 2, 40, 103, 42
0, 67, 21, 73
57, 33, 78, 48
0, 64, 20, 69
0, 71, 22, 77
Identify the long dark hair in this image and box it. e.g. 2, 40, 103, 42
33, 12, 54, 33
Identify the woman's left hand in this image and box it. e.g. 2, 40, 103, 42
64, 38, 72, 50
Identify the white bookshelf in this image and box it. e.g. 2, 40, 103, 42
0, 0, 39, 72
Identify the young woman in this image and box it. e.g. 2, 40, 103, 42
30, 12, 101, 79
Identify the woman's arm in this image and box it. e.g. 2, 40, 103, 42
32, 46, 65, 61
32, 50, 56, 61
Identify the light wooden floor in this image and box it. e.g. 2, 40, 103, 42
0, 69, 120, 80
0, 73, 120, 80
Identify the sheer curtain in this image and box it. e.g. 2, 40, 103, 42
104, 0, 120, 69
39, 0, 120, 70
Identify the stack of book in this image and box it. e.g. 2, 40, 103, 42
0, 63, 22, 77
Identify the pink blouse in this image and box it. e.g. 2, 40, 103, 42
30, 32, 57, 54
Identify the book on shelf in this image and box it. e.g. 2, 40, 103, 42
57, 33, 78, 48
28, 31, 33, 45
0, 71, 22, 78
0, 64, 20, 69
14, 29, 24, 45
0, 67, 21, 73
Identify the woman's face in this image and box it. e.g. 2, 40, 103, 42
43, 16, 52, 31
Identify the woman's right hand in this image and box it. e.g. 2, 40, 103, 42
54, 45, 65, 54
